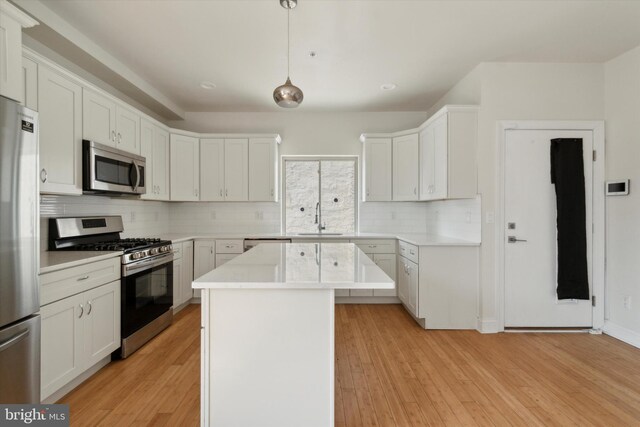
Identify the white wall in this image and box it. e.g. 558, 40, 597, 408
604, 45, 640, 343
430, 62, 605, 331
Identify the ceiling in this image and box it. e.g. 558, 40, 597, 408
24, 0, 640, 113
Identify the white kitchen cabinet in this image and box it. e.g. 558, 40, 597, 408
0, 1, 37, 103
344, 240, 397, 299
249, 137, 278, 201
141, 119, 170, 200
194, 240, 216, 299
419, 106, 478, 200
22, 56, 38, 110
397, 255, 418, 317
392, 133, 419, 201
363, 138, 392, 201
83, 89, 141, 154
40, 280, 120, 400
181, 241, 194, 304
38, 65, 83, 195
215, 253, 239, 267
372, 253, 396, 297
224, 139, 249, 201
170, 134, 200, 201
173, 255, 184, 308
200, 138, 225, 201
201, 139, 250, 201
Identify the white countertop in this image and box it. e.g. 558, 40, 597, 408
161, 232, 480, 246
194, 243, 395, 290
40, 251, 122, 274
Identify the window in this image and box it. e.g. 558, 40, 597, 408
283, 157, 357, 234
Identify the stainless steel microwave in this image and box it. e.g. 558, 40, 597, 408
82, 140, 146, 195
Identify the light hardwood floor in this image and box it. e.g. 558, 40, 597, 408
61, 304, 640, 426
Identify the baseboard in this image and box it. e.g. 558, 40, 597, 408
335, 297, 401, 304
42, 356, 110, 404
603, 321, 640, 349
478, 318, 500, 334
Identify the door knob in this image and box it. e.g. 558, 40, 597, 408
508, 236, 527, 243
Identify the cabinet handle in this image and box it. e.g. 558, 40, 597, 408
271, 189, 274, 197
225, 245, 233, 248
118, 133, 122, 144
87, 301, 92, 315
210, 248, 213, 254
78, 304, 84, 318
414, 187, 417, 195
225, 189, 228, 197
40, 168, 47, 183
409, 249, 415, 255
220, 189, 223, 197
77, 275, 89, 281
111, 130, 116, 142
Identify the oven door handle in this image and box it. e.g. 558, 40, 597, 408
123, 253, 173, 277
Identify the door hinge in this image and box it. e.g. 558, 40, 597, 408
593, 150, 596, 162
592, 295, 596, 307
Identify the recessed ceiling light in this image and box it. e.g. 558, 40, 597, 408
200, 81, 216, 90
380, 83, 397, 91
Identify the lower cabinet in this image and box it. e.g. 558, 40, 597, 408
215, 253, 239, 267
397, 255, 419, 316
345, 240, 397, 299
194, 240, 216, 298
173, 240, 194, 309
40, 280, 120, 400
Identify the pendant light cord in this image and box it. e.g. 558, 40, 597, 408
287, 9, 290, 79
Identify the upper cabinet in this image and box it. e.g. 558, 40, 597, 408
82, 89, 141, 154
38, 65, 82, 195
0, 1, 38, 103
361, 105, 478, 203
200, 138, 225, 201
419, 106, 478, 200
363, 138, 392, 202
392, 133, 419, 201
22, 56, 38, 110
223, 139, 249, 201
170, 133, 200, 201
249, 138, 278, 202
141, 119, 170, 201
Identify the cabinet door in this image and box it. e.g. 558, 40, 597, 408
40, 294, 84, 400
406, 259, 419, 316
22, 57, 38, 110
249, 138, 277, 201
200, 138, 225, 201
396, 256, 408, 307
224, 139, 249, 201
419, 125, 435, 200
431, 114, 448, 200
83, 281, 120, 367
173, 256, 183, 308
170, 134, 200, 201
38, 66, 82, 195
392, 134, 419, 201
181, 241, 194, 305
193, 240, 214, 299
0, 11, 23, 103
373, 253, 397, 297
364, 138, 392, 201
115, 105, 141, 154
154, 127, 170, 200
215, 253, 239, 267
83, 89, 116, 146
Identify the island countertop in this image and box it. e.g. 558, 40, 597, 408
193, 242, 395, 290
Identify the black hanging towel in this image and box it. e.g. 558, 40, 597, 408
550, 138, 589, 300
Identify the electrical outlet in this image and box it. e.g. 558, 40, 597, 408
255, 211, 264, 220
211, 211, 217, 220
624, 296, 632, 310
466, 211, 472, 223
130, 212, 136, 222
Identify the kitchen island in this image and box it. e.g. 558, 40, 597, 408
193, 242, 394, 427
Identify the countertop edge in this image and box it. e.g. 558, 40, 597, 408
39, 251, 123, 275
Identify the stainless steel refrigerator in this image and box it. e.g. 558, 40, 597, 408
0, 95, 40, 403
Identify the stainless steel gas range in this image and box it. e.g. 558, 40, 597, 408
49, 216, 173, 358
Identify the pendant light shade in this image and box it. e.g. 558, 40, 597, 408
273, 2, 303, 108
273, 78, 304, 108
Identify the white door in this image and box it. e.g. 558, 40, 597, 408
181, 242, 194, 305
83, 89, 116, 146
200, 138, 225, 201
170, 134, 200, 201
115, 106, 140, 154
224, 139, 249, 201
154, 127, 170, 200
504, 129, 593, 327
364, 138, 392, 201
392, 134, 419, 201
249, 138, 276, 201
173, 256, 184, 307
83, 281, 120, 366
193, 240, 215, 299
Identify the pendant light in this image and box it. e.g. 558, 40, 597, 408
273, 0, 304, 108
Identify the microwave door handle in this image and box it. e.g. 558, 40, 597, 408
131, 160, 140, 191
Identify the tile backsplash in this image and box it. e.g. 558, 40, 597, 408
39, 194, 481, 246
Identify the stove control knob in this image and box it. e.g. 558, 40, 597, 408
150, 248, 159, 255
132, 252, 141, 260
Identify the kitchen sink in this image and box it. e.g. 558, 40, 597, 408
297, 233, 343, 236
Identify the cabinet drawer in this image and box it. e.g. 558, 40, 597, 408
216, 239, 244, 254
398, 240, 419, 263
352, 239, 396, 254
40, 257, 120, 306
173, 242, 183, 260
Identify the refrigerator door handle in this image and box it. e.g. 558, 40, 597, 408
0, 329, 29, 354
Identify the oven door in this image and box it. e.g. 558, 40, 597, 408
121, 254, 173, 338
83, 140, 146, 195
